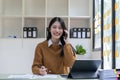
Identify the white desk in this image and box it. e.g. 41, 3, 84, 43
0, 74, 99, 80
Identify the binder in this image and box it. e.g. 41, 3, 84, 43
77, 28, 82, 38
23, 27, 28, 38
70, 29, 73, 38
82, 28, 86, 38
27, 27, 32, 38
70, 28, 78, 38
32, 27, 37, 38
86, 28, 91, 38
72, 28, 78, 38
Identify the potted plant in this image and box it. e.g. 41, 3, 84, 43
75, 44, 86, 55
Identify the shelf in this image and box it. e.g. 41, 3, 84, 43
2, 17, 22, 38
23, 16, 46, 18
69, 16, 91, 19
70, 18, 90, 28
24, 17, 45, 38
1, 15, 22, 18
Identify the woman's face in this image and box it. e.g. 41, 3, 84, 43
50, 21, 63, 40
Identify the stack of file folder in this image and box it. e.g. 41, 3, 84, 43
99, 69, 117, 80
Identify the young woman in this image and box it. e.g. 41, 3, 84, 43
32, 17, 76, 75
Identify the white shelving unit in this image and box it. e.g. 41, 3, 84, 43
0, 0, 92, 39
0, 0, 93, 74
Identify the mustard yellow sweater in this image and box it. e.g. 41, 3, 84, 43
32, 40, 76, 75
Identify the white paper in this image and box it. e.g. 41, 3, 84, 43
8, 74, 58, 79
8, 74, 33, 79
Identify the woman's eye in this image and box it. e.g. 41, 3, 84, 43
52, 26, 57, 29
58, 26, 61, 29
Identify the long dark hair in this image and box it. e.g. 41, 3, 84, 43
47, 17, 67, 56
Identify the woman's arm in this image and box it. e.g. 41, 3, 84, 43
63, 30, 76, 67
63, 43, 76, 67
32, 44, 43, 75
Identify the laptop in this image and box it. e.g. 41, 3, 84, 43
67, 60, 102, 79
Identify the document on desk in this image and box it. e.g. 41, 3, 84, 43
8, 74, 58, 79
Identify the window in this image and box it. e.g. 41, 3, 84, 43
93, 0, 102, 50
115, 0, 120, 69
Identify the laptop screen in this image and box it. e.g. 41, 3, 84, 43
70, 60, 102, 72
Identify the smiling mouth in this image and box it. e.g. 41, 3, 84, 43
54, 34, 60, 37
53, 33, 60, 36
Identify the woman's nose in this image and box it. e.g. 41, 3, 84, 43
55, 28, 59, 32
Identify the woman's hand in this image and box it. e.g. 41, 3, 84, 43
39, 66, 47, 75
64, 30, 69, 44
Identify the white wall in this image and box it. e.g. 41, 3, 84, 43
0, 39, 44, 74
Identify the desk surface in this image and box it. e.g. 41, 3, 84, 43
0, 74, 99, 80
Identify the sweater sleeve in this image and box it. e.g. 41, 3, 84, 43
32, 44, 43, 75
63, 44, 76, 67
